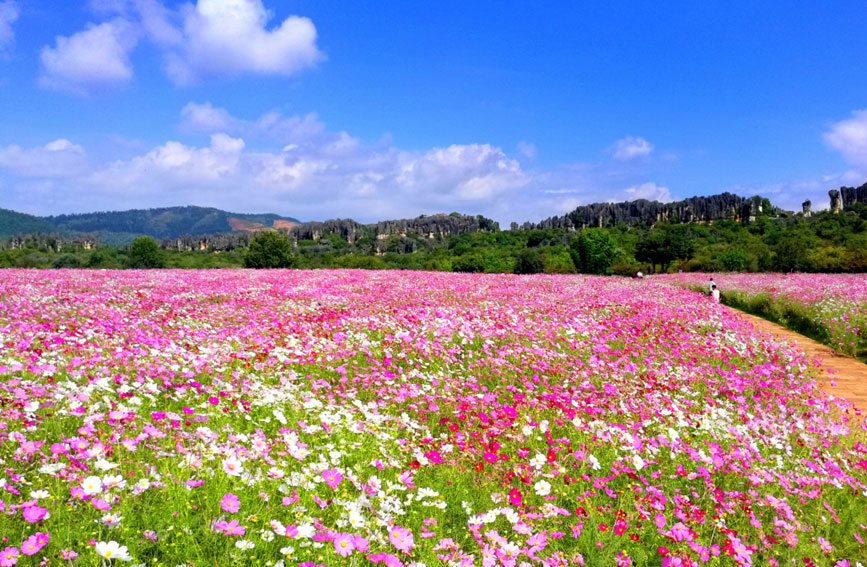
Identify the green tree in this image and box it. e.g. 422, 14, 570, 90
717, 249, 747, 272
635, 226, 695, 272
514, 249, 544, 274
571, 229, 617, 274
243, 231, 298, 269
127, 236, 164, 268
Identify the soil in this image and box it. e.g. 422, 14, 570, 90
733, 310, 867, 416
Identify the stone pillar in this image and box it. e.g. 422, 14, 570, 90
829, 189, 841, 213
802, 200, 812, 217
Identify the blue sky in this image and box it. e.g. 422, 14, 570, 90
2, 0, 867, 224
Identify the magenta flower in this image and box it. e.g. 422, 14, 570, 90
669, 522, 691, 543
0, 547, 19, 567
21, 505, 47, 524
321, 468, 341, 490
388, 526, 414, 553
20, 532, 48, 556
219, 493, 240, 513
223, 520, 245, 536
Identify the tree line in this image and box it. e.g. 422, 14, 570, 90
2, 203, 867, 274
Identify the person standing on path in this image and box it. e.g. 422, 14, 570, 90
707, 277, 715, 295
710, 284, 720, 303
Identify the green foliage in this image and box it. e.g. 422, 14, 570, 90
127, 236, 165, 269
571, 229, 617, 274
514, 249, 544, 274
51, 254, 82, 269
717, 249, 748, 272
243, 231, 298, 269
635, 225, 696, 273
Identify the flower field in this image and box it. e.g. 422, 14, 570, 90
655, 273, 867, 360
1, 270, 866, 567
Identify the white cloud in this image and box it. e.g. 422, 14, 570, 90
41, 0, 321, 92
611, 136, 654, 161
824, 109, 867, 165
165, 0, 323, 84
0, 0, 18, 52
39, 19, 138, 94
624, 182, 671, 202
0, 139, 88, 178
0, 105, 681, 225
517, 141, 537, 161
180, 101, 325, 143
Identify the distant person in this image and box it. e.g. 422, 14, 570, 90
636, 271, 644, 279
707, 277, 715, 295
711, 284, 720, 303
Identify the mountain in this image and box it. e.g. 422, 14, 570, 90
0, 209, 56, 238
0, 206, 300, 242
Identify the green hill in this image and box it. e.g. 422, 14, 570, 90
0, 209, 55, 238
0, 206, 300, 242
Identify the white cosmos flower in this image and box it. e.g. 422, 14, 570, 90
534, 480, 552, 496
94, 540, 132, 562
95, 458, 119, 471
235, 540, 255, 550
222, 457, 244, 477
82, 476, 103, 495
632, 455, 646, 471
30, 489, 50, 499
103, 475, 126, 490
101, 513, 121, 527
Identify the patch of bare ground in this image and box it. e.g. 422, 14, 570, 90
733, 310, 867, 431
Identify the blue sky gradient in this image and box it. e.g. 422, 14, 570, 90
2, 0, 867, 224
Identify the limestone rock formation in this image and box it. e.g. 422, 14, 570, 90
525, 193, 765, 230
802, 200, 812, 217
840, 182, 867, 208
829, 190, 842, 213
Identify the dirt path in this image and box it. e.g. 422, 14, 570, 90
734, 310, 867, 415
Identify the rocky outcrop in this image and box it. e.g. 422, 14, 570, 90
829, 190, 842, 213
840, 182, 867, 208
525, 193, 765, 229
1, 233, 98, 252
802, 200, 812, 217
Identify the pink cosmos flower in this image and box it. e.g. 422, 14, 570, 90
333, 533, 355, 557
91, 499, 111, 511
215, 520, 245, 536
653, 513, 666, 528
21, 505, 47, 524
0, 547, 19, 567
321, 468, 341, 490
20, 533, 48, 556
368, 553, 405, 567
353, 535, 369, 552
219, 493, 240, 513
60, 549, 77, 560
669, 523, 690, 543
284, 525, 298, 538
388, 526, 414, 553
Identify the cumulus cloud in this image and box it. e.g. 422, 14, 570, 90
611, 136, 654, 161
0, 0, 18, 52
824, 109, 867, 165
624, 182, 671, 202
0, 139, 89, 178
39, 19, 138, 94
165, 0, 323, 84
0, 105, 678, 224
41, 0, 321, 93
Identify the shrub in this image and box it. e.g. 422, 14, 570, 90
127, 236, 165, 269
244, 232, 297, 269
